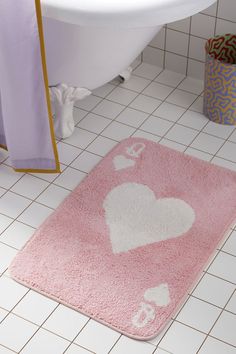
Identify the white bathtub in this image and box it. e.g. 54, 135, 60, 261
41, 0, 216, 138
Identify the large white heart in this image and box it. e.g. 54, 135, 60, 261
103, 183, 195, 253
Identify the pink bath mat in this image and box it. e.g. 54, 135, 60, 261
9, 137, 236, 340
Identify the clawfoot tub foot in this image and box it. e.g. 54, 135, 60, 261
50, 84, 91, 139
119, 66, 133, 82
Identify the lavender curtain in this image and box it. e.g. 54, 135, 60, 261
0, 0, 60, 172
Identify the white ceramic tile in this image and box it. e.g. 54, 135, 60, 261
199, 336, 236, 354
75, 320, 120, 354
54, 167, 86, 190
92, 83, 115, 98
191, 133, 224, 154
30, 165, 66, 183
178, 111, 208, 130
223, 231, 236, 257
0, 275, 28, 311
226, 292, 236, 314
218, 0, 236, 23
191, 13, 215, 39
0, 221, 34, 250
101, 122, 136, 141
150, 27, 166, 49
73, 108, 88, 125
154, 349, 173, 354
92, 99, 124, 120
11, 175, 49, 200
153, 102, 186, 122
165, 52, 188, 75
120, 75, 151, 93
0, 309, 8, 323
166, 29, 189, 56
0, 243, 17, 274
64, 128, 97, 150
133, 63, 163, 80
21, 328, 69, 354
132, 130, 161, 142
166, 89, 198, 108
155, 70, 185, 88
106, 87, 138, 106
13, 291, 57, 325
176, 297, 221, 332
65, 344, 93, 354
0, 314, 37, 352
189, 36, 206, 62
184, 147, 212, 161
86, 136, 117, 156
0, 149, 8, 163
116, 107, 149, 128
17, 202, 53, 228
56, 142, 82, 165
203, 122, 235, 139
129, 94, 162, 114
43, 305, 89, 341
193, 273, 235, 308
140, 116, 173, 137
178, 77, 204, 95
110, 336, 155, 354
217, 141, 236, 163
0, 192, 31, 218
75, 95, 102, 112
210, 311, 236, 346
160, 139, 186, 152
187, 60, 205, 80
211, 157, 236, 172
159, 322, 205, 354
0, 345, 15, 354
189, 96, 204, 113
0, 165, 23, 189
77, 113, 111, 134
165, 124, 198, 145
167, 17, 190, 32
201, 2, 217, 16
36, 184, 70, 209
71, 151, 101, 173
142, 46, 164, 67
0, 188, 5, 198
0, 214, 12, 234
208, 252, 236, 284
143, 82, 174, 100
228, 129, 236, 143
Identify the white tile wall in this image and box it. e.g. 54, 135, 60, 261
142, 0, 236, 78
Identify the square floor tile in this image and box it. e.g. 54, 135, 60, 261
0, 191, 31, 219
226, 292, 236, 314
0, 165, 23, 189
189, 96, 204, 113
116, 108, 149, 128
140, 116, 173, 137
160, 139, 186, 152
71, 151, 102, 173
178, 111, 208, 130
92, 83, 115, 98
223, 231, 236, 257
165, 124, 198, 145
17, 202, 53, 228
11, 175, 49, 200
65, 344, 94, 354
155, 70, 185, 87
176, 297, 221, 332
132, 130, 161, 142
203, 121, 235, 139
56, 142, 82, 165
166, 89, 198, 108
210, 311, 236, 346
75, 320, 120, 354
106, 87, 138, 105
211, 157, 236, 172
43, 305, 89, 341
129, 94, 162, 114
0, 309, 8, 323
21, 328, 69, 354
13, 291, 57, 325
217, 141, 236, 163
120, 75, 151, 92
73, 108, 88, 125
0, 314, 38, 352
110, 336, 155, 354
54, 167, 86, 190
0, 244, 17, 274
0, 221, 34, 250
0, 214, 12, 234
77, 113, 111, 134
178, 77, 204, 95
153, 102, 186, 122
193, 273, 235, 308
184, 147, 212, 161
0, 346, 15, 354
207, 252, 236, 284
133, 63, 163, 80
228, 129, 236, 143
198, 336, 236, 354
86, 136, 117, 156
101, 122, 136, 141
154, 348, 173, 354
36, 185, 70, 209
92, 99, 124, 119
143, 82, 174, 100
191, 133, 224, 154
0, 275, 28, 311
64, 128, 96, 150
75, 95, 102, 112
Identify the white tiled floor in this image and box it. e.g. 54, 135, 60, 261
0, 62, 236, 353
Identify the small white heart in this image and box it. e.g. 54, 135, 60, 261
113, 155, 135, 171
144, 283, 170, 307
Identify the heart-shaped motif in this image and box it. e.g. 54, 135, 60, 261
144, 284, 170, 307
103, 183, 195, 253
113, 155, 135, 171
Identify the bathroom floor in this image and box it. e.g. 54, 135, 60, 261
0, 63, 236, 354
